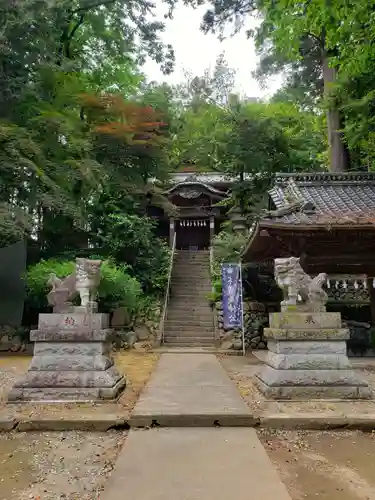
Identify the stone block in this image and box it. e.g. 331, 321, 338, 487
29, 355, 113, 371
31, 328, 113, 342
38, 312, 109, 331
269, 312, 341, 330
257, 365, 368, 387
265, 351, 351, 370
8, 387, 100, 401
8, 309, 126, 402
33, 342, 111, 357
264, 328, 349, 341
254, 377, 372, 399
267, 340, 347, 355
0, 416, 17, 431
8, 377, 126, 402
14, 365, 123, 388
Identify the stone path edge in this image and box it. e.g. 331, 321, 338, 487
4, 412, 375, 432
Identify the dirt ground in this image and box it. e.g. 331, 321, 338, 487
0, 430, 126, 500
0, 351, 159, 499
258, 429, 375, 500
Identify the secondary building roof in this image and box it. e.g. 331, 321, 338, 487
242, 171, 375, 266
263, 171, 375, 228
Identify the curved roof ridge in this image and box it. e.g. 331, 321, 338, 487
166, 181, 227, 197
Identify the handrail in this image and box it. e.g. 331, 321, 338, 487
159, 232, 176, 345
209, 245, 219, 342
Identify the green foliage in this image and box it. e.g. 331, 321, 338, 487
25, 258, 142, 314
211, 229, 248, 279
94, 213, 171, 296
0, 0, 176, 244
194, 0, 362, 171
97, 261, 142, 314
25, 259, 76, 311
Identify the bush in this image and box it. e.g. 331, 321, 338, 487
96, 213, 171, 296
211, 229, 248, 279
25, 258, 142, 316
25, 259, 75, 312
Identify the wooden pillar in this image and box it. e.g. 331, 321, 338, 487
367, 277, 375, 326
169, 218, 175, 248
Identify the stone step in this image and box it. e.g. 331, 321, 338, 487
168, 304, 211, 310
171, 273, 210, 278
170, 292, 211, 297
163, 339, 216, 346
167, 313, 213, 321
170, 286, 212, 293
166, 313, 213, 319
167, 302, 213, 312
175, 256, 209, 261
167, 304, 212, 311
174, 261, 209, 266
173, 266, 209, 269
169, 301, 211, 307
165, 318, 213, 326
171, 281, 210, 286
164, 328, 214, 335
173, 262, 209, 266
174, 262, 209, 265
163, 331, 215, 338
167, 301, 213, 312
164, 329, 214, 336
172, 267, 210, 279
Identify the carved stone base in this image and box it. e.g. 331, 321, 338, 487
8, 313, 126, 403
255, 312, 371, 400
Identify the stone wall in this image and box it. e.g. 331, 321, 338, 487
215, 300, 269, 350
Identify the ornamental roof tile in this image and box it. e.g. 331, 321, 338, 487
263, 172, 375, 226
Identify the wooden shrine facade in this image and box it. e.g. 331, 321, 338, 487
152, 172, 237, 251
242, 171, 375, 324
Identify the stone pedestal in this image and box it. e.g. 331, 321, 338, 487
8, 312, 126, 402
254, 311, 371, 399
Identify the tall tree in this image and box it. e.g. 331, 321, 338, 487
0, 0, 177, 244
196, 0, 360, 172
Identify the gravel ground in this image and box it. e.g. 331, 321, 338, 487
0, 352, 159, 498
0, 352, 160, 499
220, 355, 375, 414
0, 430, 127, 500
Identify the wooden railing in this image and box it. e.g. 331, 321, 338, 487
158, 232, 176, 345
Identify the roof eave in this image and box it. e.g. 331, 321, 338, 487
258, 220, 375, 231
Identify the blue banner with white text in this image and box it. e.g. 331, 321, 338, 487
222, 263, 243, 329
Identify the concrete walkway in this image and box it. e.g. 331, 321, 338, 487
103, 428, 292, 500
103, 354, 292, 499
130, 353, 254, 426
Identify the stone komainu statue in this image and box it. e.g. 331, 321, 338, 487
274, 257, 328, 312
47, 258, 102, 312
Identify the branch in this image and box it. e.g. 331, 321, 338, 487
65, 13, 86, 58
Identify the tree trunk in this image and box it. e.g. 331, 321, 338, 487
322, 53, 348, 172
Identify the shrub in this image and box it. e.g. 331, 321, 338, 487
211, 229, 247, 280
96, 213, 171, 296
25, 259, 75, 312
25, 258, 142, 315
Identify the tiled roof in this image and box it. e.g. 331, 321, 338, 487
166, 181, 226, 197
263, 172, 375, 226
169, 172, 252, 184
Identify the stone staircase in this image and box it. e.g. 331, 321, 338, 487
163, 250, 215, 347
